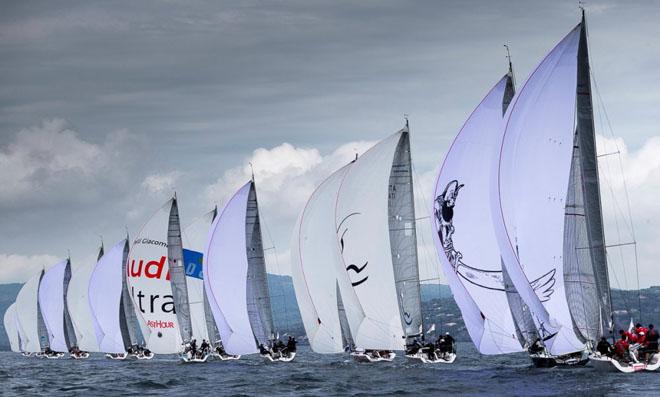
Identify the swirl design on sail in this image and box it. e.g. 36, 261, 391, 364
434, 179, 556, 301
337, 213, 369, 287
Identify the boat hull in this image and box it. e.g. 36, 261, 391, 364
351, 351, 396, 363
590, 353, 660, 373
406, 351, 456, 364
262, 352, 296, 362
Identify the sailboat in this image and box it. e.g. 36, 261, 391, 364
38, 259, 77, 358
67, 249, 101, 358
3, 302, 21, 353
89, 238, 146, 360
14, 270, 48, 357
127, 199, 183, 357
432, 53, 555, 363
166, 195, 210, 363
489, 10, 657, 372
292, 126, 435, 363
183, 207, 239, 360
204, 178, 295, 362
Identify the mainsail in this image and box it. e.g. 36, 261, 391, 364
127, 199, 182, 354
492, 23, 587, 355
432, 73, 524, 354
168, 197, 193, 345
204, 180, 275, 355
15, 270, 46, 352
89, 239, 131, 354
291, 164, 364, 353
335, 130, 409, 350
39, 259, 76, 352
4, 303, 20, 352
67, 250, 102, 352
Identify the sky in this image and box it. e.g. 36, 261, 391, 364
1, 0, 659, 288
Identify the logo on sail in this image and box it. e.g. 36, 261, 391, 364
434, 180, 556, 301
337, 212, 369, 287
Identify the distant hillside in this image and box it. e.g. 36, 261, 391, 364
1, 279, 659, 350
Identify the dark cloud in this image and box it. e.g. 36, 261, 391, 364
0, 0, 658, 285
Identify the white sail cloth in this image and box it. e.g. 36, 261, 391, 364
4, 303, 20, 352
492, 25, 585, 355
335, 131, 406, 350
15, 271, 43, 352
182, 210, 215, 343
432, 75, 523, 354
291, 165, 364, 353
39, 260, 70, 352
89, 239, 128, 354
127, 199, 183, 354
204, 182, 257, 355
67, 258, 100, 352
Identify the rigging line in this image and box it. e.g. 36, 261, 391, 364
597, 151, 620, 158
259, 210, 292, 334
591, 70, 642, 320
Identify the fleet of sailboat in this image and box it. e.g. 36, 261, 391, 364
2, 10, 657, 373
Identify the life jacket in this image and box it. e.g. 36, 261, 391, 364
624, 331, 637, 343
614, 339, 629, 355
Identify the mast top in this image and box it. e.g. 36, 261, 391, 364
504, 44, 513, 75
404, 114, 409, 129
248, 162, 255, 182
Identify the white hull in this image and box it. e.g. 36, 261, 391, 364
45, 352, 65, 359
261, 352, 296, 362
136, 352, 154, 360
212, 352, 241, 361
181, 353, 210, 363
70, 352, 90, 359
105, 353, 129, 360
590, 353, 660, 373
351, 351, 396, 363
406, 351, 456, 364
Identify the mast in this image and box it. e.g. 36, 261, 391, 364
245, 180, 275, 346
575, 9, 612, 339
168, 196, 193, 344
389, 123, 423, 343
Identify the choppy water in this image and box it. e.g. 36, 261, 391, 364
1, 343, 658, 396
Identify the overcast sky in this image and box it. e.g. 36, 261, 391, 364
1, 0, 659, 288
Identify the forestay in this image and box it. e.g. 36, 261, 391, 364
433, 75, 523, 354
335, 131, 406, 350
15, 271, 45, 352
4, 303, 20, 352
492, 25, 585, 355
291, 164, 364, 353
127, 199, 183, 354
89, 239, 130, 354
39, 260, 75, 352
67, 251, 101, 352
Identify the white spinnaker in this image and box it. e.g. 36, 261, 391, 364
204, 182, 256, 355
182, 210, 215, 343
291, 164, 365, 353
67, 257, 100, 352
4, 303, 20, 352
432, 75, 523, 354
89, 239, 128, 354
39, 260, 70, 352
127, 199, 183, 354
493, 24, 585, 355
336, 131, 405, 350
15, 271, 43, 352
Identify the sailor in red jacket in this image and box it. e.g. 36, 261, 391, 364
614, 332, 630, 362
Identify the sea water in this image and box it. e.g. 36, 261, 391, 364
1, 343, 658, 396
